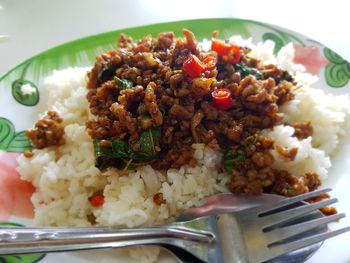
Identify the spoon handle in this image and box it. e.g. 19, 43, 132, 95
0, 225, 213, 255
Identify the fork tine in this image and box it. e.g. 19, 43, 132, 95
268, 226, 350, 259
258, 188, 332, 215
262, 198, 338, 227
265, 213, 346, 244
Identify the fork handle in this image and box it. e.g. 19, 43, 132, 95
0, 226, 213, 255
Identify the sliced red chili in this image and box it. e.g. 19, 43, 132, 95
182, 55, 205, 78
211, 88, 234, 111
89, 194, 104, 208
211, 39, 231, 57
211, 39, 241, 64
224, 44, 241, 64
137, 44, 150, 52
202, 55, 217, 71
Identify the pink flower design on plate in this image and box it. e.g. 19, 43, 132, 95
0, 152, 35, 220
293, 44, 329, 75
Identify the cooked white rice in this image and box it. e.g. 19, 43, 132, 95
17, 39, 350, 262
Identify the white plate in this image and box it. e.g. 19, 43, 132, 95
0, 18, 349, 263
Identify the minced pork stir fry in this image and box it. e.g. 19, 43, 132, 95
84, 29, 321, 197
27, 29, 335, 208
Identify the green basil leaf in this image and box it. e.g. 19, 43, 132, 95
93, 128, 161, 169
222, 149, 245, 173
287, 186, 295, 196
93, 140, 113, 157
114, 76, 134, 90
111, 140, 134, 158
97, 64, 117, 83
93, 140, 114, 167
235, 64, 263, 79
222, 159, 234, 173
137, 128, 161, 159
283, 71, 293, 82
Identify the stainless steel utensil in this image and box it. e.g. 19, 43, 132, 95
0, 188, 348, 263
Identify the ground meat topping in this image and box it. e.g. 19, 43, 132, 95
109, 102, 138, 135
291, 121, 313, 139
275, 145, 298, 161
145, 82, 163, 126
118, 85, 145, 108
26, 111, 65, 149
271, 171, 321, 197
85, 29, 326, 198
307, 192, 338, 216
153, 192, 166, 205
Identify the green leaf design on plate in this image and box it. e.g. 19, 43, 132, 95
11, 79, 39, 106
0, 254, 45, 263
341, 62, 350, 78
262, 32, 285, 54
0, 222, 45, 263
0, 118, 15, 149
323, 47, 350, 88
7, 131, 33, 152
0, 18, 251, 87
0, 118, 32, 152
0, 222, 23, 227
325, 63, 349, 88
324, 47, 345, 64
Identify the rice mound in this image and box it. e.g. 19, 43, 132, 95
17, 67, 230, 261
18, 67, 229, 229
17, 40, 350, 262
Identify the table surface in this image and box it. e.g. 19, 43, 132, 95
0, 1, 349, 263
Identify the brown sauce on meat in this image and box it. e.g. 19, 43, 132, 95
84, 29, 322, 197
307, 193, 338, 216
275, 145, 298, 161
26, 111, 65, 149
153, 192, 166, 205
291, 121, 313, 139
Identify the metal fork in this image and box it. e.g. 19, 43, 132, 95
224, 188, 350, 263
0, 188, 348, 263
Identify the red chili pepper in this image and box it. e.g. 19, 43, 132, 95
90, 194, 104, 208
211, 39, 231, 57
137, 44, 150, 52
225, 44, 241, 64
211, 39, 241, 64
202, 55, 217, 71
182, 55, 205, 78
211, 88, 234, 110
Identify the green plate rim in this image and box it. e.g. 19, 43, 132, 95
1, 17, 348, 82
